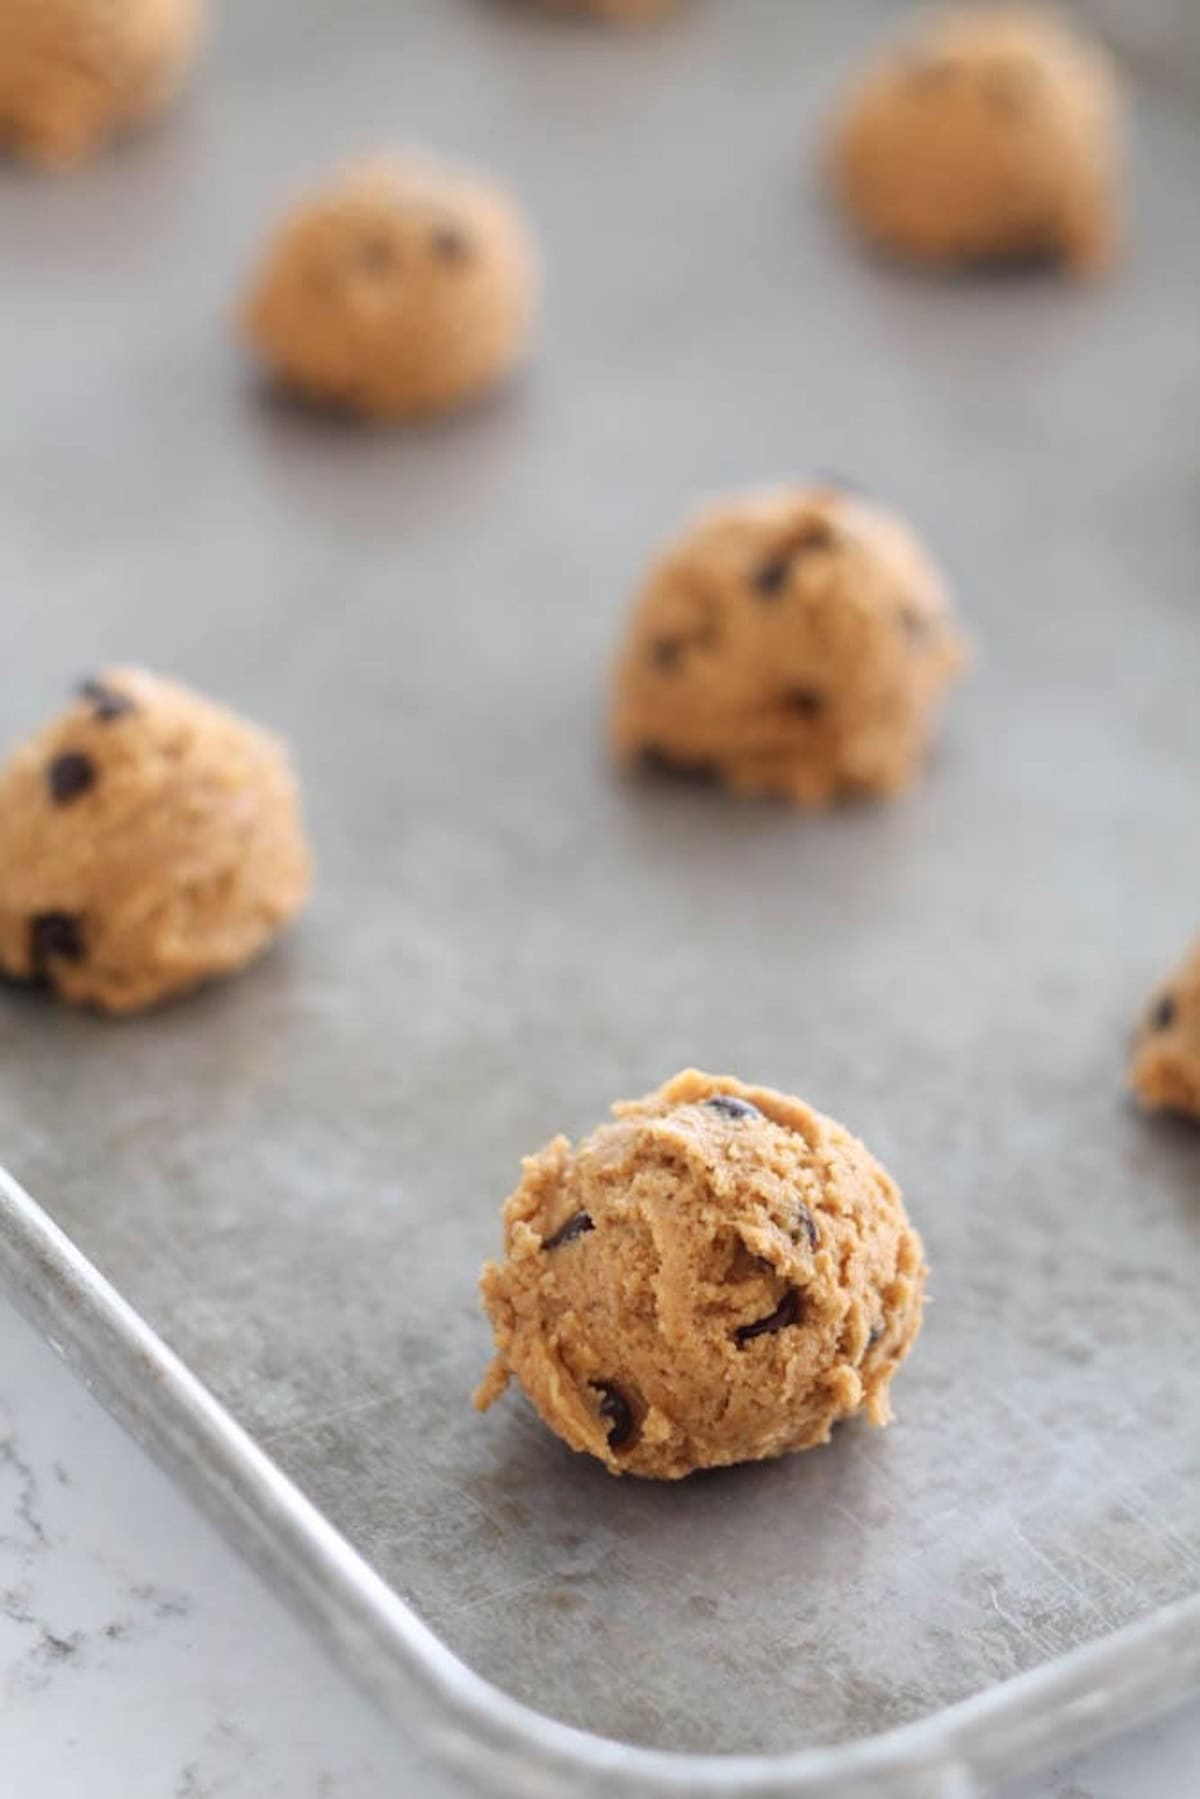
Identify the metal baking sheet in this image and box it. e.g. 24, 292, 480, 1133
2, 0, 1199, 1792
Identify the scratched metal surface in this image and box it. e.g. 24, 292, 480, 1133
1, 0, 1199, 1764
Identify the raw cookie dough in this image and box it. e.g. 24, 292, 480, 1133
610, 484, 967, 805
242, 155, 539, 422
0, 0, 202, 170
0, 668, 311, 1013
1129, 940, 1200, 1119
830, 7, 1123, 276
476, 1070, 926, 1479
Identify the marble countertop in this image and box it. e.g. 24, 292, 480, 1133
1, 1296, 1196, 1799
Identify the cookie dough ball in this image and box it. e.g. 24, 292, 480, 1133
610, 484, 967, 806
830, 7, 1123, 276
242, 155, 539, 422
476, 1070, 926, 1480
0, 669, 311, 1013
1129, 941, 1200, 1119
0, 0, 202, 170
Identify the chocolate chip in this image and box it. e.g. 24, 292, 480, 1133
29, 912, 84, 972
792, 1203, 819, 1251
77, 679, 134, 722
735, 1289, 801, 1346
753, 555, 792, 598
650, 636, 686, 672
638, 746, 719, 785
1151, 993, 1178, 1032
431, 223, 471, 264
47, 752, 96, 805
592, 1382, 635, 1450
703, 1094, 762, 1122
867, 1321, 886, 1347
779, 687, 824, 719
752, 520, 835, 598
543, 1211, 594, 1251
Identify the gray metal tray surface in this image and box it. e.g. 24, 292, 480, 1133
2, 1, 1199, 1794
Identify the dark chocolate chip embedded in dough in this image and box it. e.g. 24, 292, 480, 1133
47, 752, 97, 805
703, 1094, 762, 1122
1151, 993, 1178, 1032
792, 1203, 819, 1251
592, 1382, 635, 1450
753, 554, 791, 598
650, 635, 686, 672
77, 679, 135, 722
779, 687, 824, 719
543, 1211, 594, 1251
29, 912, 85, 973
795, 518, 836, 551
752, 520, 835, 598
734, 1289, 801, 1346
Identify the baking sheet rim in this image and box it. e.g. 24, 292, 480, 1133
1, 1163, 1198, 1799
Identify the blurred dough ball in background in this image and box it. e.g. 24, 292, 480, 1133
0, 0, 202, 169
1129, 940, 1200, 1120
610, 483, 968, 807
242, 155, 540, 424
830, 6, 1125, 276
0, 668, 311, 1015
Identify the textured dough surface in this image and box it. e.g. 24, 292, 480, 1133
1129, 940, 1200, 1120
476, 1070, 926, 1479
610, 484, 967, 806
0, 0, 201, 169
830, 6, 1123, 275
0, 668, 311, 1013
243, 155, 539, 422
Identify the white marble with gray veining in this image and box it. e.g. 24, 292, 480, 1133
1, 1296, 1198, 1797
0, 1297, 455, 1798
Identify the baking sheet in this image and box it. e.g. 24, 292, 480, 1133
2, 0, 1199, 1773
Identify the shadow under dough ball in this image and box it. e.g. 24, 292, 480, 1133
242, 154, 540, 423
475, 1069, 927, 1479
829, 5, 1125, 276
0, 0, 203, 170
0, 668, 312, 1013
1129, 939, 1200, 1120
530, 0, 678, 21
610, 483, 968, 805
